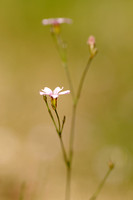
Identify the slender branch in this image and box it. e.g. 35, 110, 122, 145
69, 104, 77, 164
76, 57, 92, 104
55, 109, 61, 133
89, 167, 114, 200
61, 116, 66, 133
44, 97, 58, 133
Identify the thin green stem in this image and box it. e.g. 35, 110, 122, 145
69, 104, 77, 164
59, 136, 69, 166
89, 167, 113, 200
61, 116, 66, 133
44, 98, 58, 133
76, 57, 92, 105
65, 165, 71, 200
55, 109, 61, 133
64, 104, 76, 200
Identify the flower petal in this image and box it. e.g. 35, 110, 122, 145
57, 18, 72, 24
40, 91, 45, 95
42, 18, 55, 25
53, 87, 63, 95
41, 87, 52, 95
59, 90, 70, 95
42, 18, 72, 26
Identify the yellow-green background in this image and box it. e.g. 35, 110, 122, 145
0, 0, 133, 199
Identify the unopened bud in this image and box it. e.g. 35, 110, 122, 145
87, 35, 96, 46
87, 35, 98, 58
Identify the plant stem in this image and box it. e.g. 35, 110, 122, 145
59, 136, 69, 166
76, 57, 92, 104
55, 109, 61, 133
89, 167, 113, 200
69, 104, 77, 164
65, 165, 71, 200
44, 98, 58, 133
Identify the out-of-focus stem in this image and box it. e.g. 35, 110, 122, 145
52, 33, 75, 101
89, 167, 114, 200
69, 104, 77, 164
65, 165, 71, 200
59, 136, 69, 166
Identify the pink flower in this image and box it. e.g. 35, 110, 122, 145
40, 87, 70, 99
42, 18, 72, 26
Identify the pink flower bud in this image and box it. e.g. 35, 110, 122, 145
87, 35, 96, 46
87, 35, 97, 58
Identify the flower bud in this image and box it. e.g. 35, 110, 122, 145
87, 35, 98, 58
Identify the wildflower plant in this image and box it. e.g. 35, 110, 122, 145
40, 18, 114, 200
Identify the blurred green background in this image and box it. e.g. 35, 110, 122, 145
0, 0, 133, 199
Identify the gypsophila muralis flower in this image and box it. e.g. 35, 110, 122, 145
42, 18, 72, 26
40, 87, 70, 98
42, 18, 72, 34
40, 87, 70, 109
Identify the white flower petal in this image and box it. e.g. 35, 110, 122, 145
42, 87, 52, 95
53, 87, 63, 95
40, 91, 45, 95
42, 18, 72, 26
59, 90, 70, 95
57, 18, 72, 24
